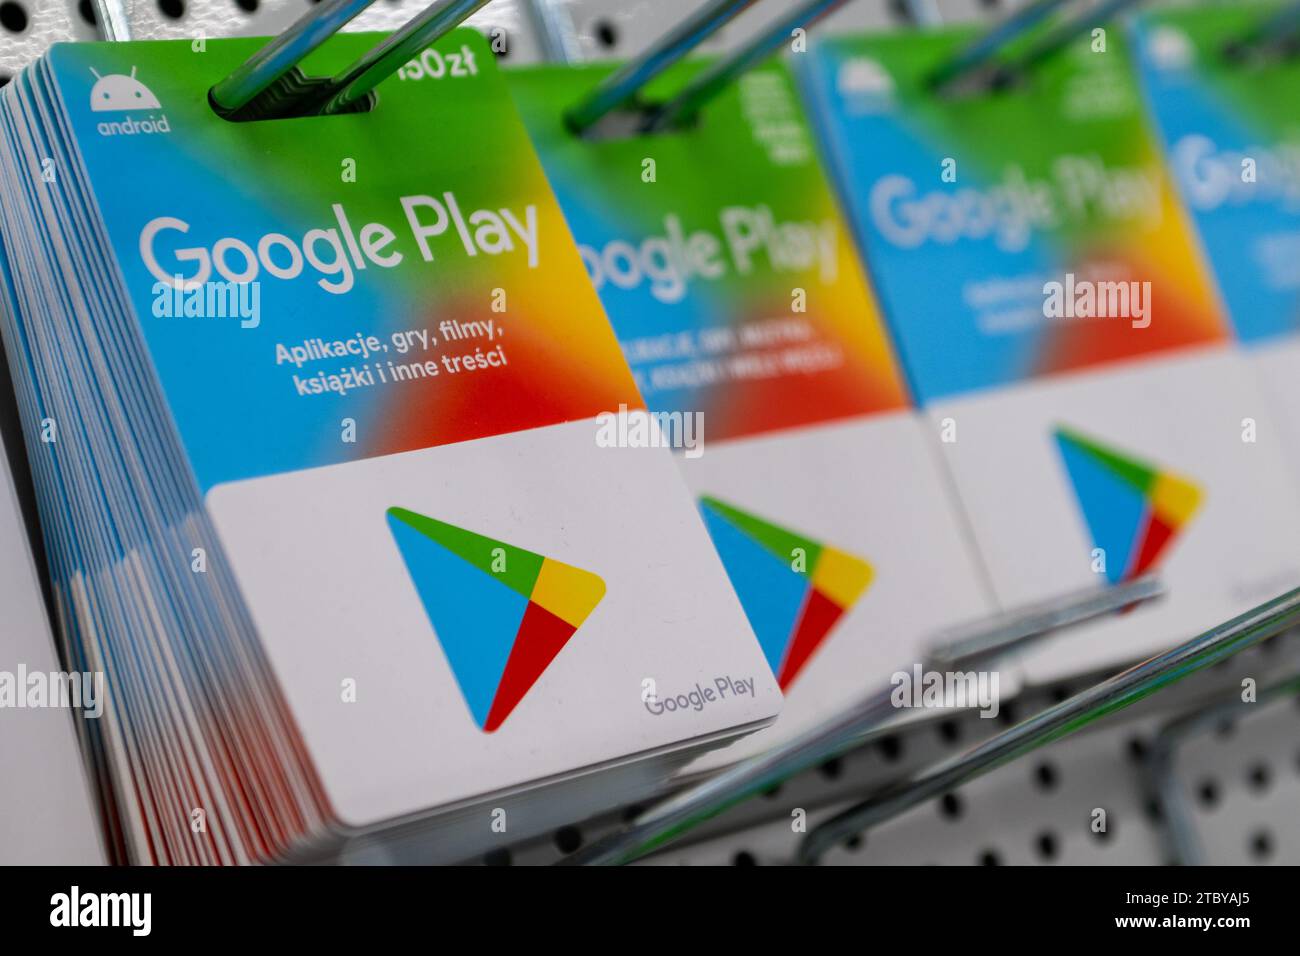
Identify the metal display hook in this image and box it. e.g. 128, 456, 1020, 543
93, 0, 132, 42
1224, 0, 1300, 64
929, 0, 1148, 96
796, 585, 1300, 865
561, 0, 942, 138
208, 0, 493, 121
558, 575, 1163, 866
1144, 669, 1300, 866
640, 0, 860, 135
562, 0, 758, 133
926, 0, 1073, 91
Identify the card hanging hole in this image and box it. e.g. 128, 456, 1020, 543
208, 67, 378, 123
563, 101, 702, 142
1222, 34, 1300, 69
931, 63, 1025, 102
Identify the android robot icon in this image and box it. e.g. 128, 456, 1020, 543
89, 67, 161, 112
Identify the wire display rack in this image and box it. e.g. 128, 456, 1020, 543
2, 0, 1298, 866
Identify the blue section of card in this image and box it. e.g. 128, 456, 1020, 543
699, 501, 806, 675
798, 39, 1057, 404
387, 513, 528, 728
1132, 16, 1300, 344
1055, 435, 1145, 584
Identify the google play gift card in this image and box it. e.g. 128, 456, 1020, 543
802, 26, 1300, 680
0, 32, 778, 863
1134, 5, 1300, 484
508, 58, 992, 767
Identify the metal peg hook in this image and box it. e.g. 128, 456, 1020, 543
1144, 669, 1300, 866
93, 0, 132, 41
564, 0, 893, 137
557, 575, 1162, 866
1224, 0, 1300, 65
990, 0, 1149, 89
642, 0, 873, 135
526, 0, 583, 65
929, 0, 1147, 95
210, 0, 492, 120
563, 0, 759, 136
797, 585, 1300, 865
927, 0, 1071, 92
554, 0, 945, 137
210, 0, 379, 114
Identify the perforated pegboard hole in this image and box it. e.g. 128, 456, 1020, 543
1035, 831, 1059, 862
877, 733, 903, 762
0, 1, 28, 33
1250, 829, 1274, 861
937, 718, 961, 745
157, 0, 185, 20
939, 792, 963, 820
593, 19, 617, 50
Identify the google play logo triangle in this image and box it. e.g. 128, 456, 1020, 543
386, 507, 606, 732
698, 496, 873, 690
1054, 427, 1202, 585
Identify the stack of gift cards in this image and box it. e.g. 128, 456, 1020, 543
507, 58, 994, 768
1134, 3, 1300, 480
0, 30, 780, 864
802, 23, 1300, 681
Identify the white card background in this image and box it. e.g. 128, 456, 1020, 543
931, 345, 1300, 682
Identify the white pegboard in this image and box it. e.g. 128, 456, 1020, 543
535, 0, 1020, 62
488, 634, 1300, 865
0, 0, 1035, 80
0, 0, 547, 77
3, 0, 1298, 867
0, 1, 91, 82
